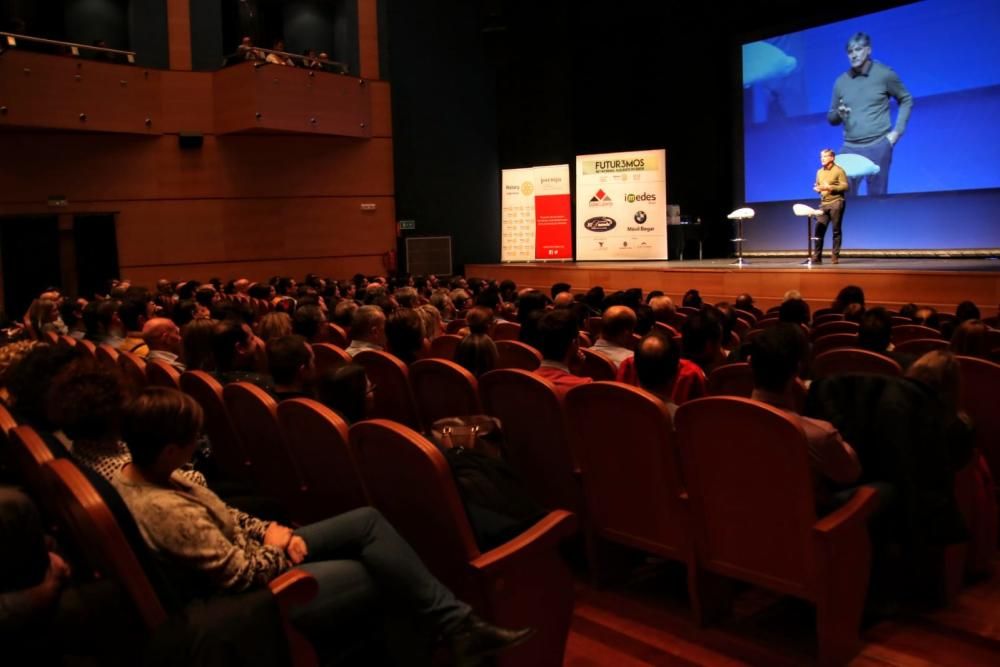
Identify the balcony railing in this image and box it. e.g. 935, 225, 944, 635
1, 32, 136, 64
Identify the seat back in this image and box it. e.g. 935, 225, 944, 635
96, 343, 120, 370
810, 333, 858, 358
179, 371, 250, 482
276, 399, 368, 522
492, 321, 521, 341
352, 350, 421, 429
76, 338, 97, 359
494, 340, 542, 371
734, 308, 757, 326
479, 369, 582, 514
576, 348, 616, 381
444, 318, 467, 335
311, 343, 352, 375
146, 359, 181, 390
409, 359, 482, 429
44, 458, 168, 628
43, 331, 60, 345
118, 349, 148, 392
8, 425, 59, 517
349, 420, 479, 588
586, 316, 603, 338
674, 397, 816, 596
812, 349, 902, 380
812, 313, 845, 327
59, 335, 79, 350
895, 338, 949, 357
564, 382, 685, 559
892, 324, 942, 345
0, 402, 17, 437
222, 383, 308, 521
707, 362, 754, 397
428, 334, 462, 360
811, 320, 859, 340
957, 356, 1000, 484
325, 322, 349, 348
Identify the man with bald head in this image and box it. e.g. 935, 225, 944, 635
552, 291, 575, 309
591, 305, 637, 369
142, 317, 184, 371
345, 305, 387, 357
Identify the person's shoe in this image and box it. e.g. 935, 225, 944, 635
448, 614, 535, 666
812, 255, 823, 264
831, 255, 839, 264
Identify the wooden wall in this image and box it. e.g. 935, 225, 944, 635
0, 3, 394, 295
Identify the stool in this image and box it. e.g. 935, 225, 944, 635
792, 203, 823, 266
726, 207, 755, 266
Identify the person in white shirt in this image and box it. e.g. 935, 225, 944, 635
591, 305, 636, 369
345, 305, 386, 357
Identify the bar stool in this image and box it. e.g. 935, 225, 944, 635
727, 207, 755, 266
793, 203, 823, 266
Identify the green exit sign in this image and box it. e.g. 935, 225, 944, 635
399, 219, 416, 231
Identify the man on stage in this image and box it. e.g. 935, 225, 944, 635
827, 32, 913, 196
813, 148, 848, 264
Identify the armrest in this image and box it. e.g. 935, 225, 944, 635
470, 510, 578, 575
268, 568, 319, 615
812, 485, 879, 540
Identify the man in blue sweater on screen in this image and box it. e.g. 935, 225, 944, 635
828, 32, 913, 196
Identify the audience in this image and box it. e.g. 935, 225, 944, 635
633, 331, 681, 418
454, 333, 498, 378
142, 318, 185, 372
534, 309, 592, 397
346, 305, 386, 357
266, 335, 315, 400
591, 306, 636, 369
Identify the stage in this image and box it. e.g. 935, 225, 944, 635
466, 257, 1000, 312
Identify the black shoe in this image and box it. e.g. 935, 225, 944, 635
448, 614, 535, 666
831, 255, 839, 264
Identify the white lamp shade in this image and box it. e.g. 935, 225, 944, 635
727, 207, 755, 220
793, 203, 823, 217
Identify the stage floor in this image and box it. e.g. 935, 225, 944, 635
466, 258, 1000, 311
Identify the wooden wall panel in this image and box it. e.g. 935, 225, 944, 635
166, 0, 192, 71
358, 0, 381, 80
369, 81, 392, 138
160, 71, 214, 133
0, 51, 161, 134
0, 134, 394, 204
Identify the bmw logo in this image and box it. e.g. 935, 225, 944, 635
634, 211, 647, 223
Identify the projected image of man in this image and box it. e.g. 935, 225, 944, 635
828, 32, 913, 196
813, 149, 848, 264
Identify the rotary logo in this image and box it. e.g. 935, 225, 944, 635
520, 181, 534, 196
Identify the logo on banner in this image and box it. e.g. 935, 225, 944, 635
582, 157, 658, 175
624, 192, 657, 203
520, 181, 534, 196
588, 189, 613, 207
634, 211, 647, 223
584, 216, 617, 232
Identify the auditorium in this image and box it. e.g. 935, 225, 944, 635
0, 0, 998, 665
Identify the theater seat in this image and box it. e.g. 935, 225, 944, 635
674, 397, 878, 666
494, 340, 542, 371
145, 358, 181, 390
352, 350, 421, 430
812, 348, 902, 380
311, 343, 351, 375
429, 334, 462, 361
179, 371, 251, 484
707, 362, 754, 397
349, 419, 577, 667
409, 358, 482, 430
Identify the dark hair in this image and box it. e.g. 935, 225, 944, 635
517, 290, 548, 323
182, 319, 216, 371
681, 309, 722, 360
833, 285, 865, 312
843, 302, 865, 324
475, 289, 502, 311
634, 331, 680, 394
47, 359, 125, 441
292, 304, 326, 341
195, 286, 216, 309
385, 309, 425, 364
465, 306, 494, 336
950, 320, 991, 357
266, 335, 312, 385
211, 319, 250, 372
735, 293, 755, 311
858, 307, 892, 352
123, 388, 204, 468
551, 282, 571, 299
172, 299, 200, 327
538, 309, 578, 362
316, 364, 367, 424
682, 289, 702, 308
778, 298, 810, 326
955, 301, 980, 324
898, 303, 917, 321
454, 334, 498, 378
5, 345, 78, 428
118, 297, 149, 332
750, 324, 808, 393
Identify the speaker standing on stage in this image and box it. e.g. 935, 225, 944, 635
812, 149, 848, 264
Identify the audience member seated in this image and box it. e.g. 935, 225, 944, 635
142, 318, 185, 372
454, 333, 498, 378
681, 308, 726, 374
118, 294, 156, 357
292, 304, 327, 344
416, 303, 443, 340
648, 295, 677, 326
237, 36, 264, 61
833, 285, 866, 313
858, 307, 914, 370
4, 344, 77, 434
682, 289, 702, 309
843, 302, 865, 324
256, 311, 293, 343
950, 320, 993, 359
913, 306, 940, 330
266, 335, 315, 401
83, 300, 124, 348
750, 324, 861, 505
735, 292, 759, 317
59, 298, 88, 340
265, 39, 296, 66
113, 388, 533, 665
346, 305, 386, 357
633, 331, 681, 418
779, 296, 811, 326
534, 309, 591, 398
28, 298, 63, 337
385, 308, 428, 365
316, 364, 371, 425
591, 306, 636, 369
210, 320, 273, 391
332, 299, 359, 331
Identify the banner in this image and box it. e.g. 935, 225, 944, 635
501, 164, 572, 261
575, 149, 668, 260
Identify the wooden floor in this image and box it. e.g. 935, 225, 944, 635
563, 561, 1000, 666
466, 259, 1000, 312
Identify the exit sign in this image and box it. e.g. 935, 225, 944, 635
399, 219, 416, 231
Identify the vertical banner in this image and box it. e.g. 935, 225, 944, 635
501, 164, 572, 261
575, 149, 668, 260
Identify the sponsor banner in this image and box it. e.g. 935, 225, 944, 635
575, 149, 668, 260
501, 164, 572, 261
